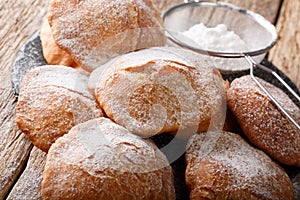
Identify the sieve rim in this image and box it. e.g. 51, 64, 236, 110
161, 1, 278, 58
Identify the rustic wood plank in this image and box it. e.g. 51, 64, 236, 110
268, 0, 300, 91
152, 0, 282, 24
6, 147, 46, 200
0, 88, 33, 199
0, 0, 48, 199
221, 0, 282, 24
152, 0, 182, 14
0, 0, 48, 88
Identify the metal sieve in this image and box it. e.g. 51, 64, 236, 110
162, 0, 300, 130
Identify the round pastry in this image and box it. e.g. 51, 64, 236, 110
47, 0, 166, 72
16, 65, 103, 152
186, 131, 294, 200
40, 20, 79, 68
92, 47, 227, 137
89, 47, 220, 91
227, 75, 300, 167
42, 117, 175, 200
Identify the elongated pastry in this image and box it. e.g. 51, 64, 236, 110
42, 117, 175, 200
227, 75, 300, 166
186, 131, 294, 200
48, 0, 166, 72
92, 47, 227, 137
16, 65, 103, 152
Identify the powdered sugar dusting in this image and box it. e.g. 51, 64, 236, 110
48, 0, 166, 72
16, 65, 103, 152
42, 118, 175, 199
89, 47, 213, 91
21, 65, 93, 100
186, 131, 294, 199
94, 49, 226, 136
65, 118, 170, 173
227, 75, 300, 166
16, 85, 102, 152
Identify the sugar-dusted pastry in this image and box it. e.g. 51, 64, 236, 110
42, 117, 175, 200
16, 65, 103, 152
227, 75, 300, 167
92, 47, 227, 137
40, 20, 78, 68
48, 0, 166, 72
186, 131, 294, 200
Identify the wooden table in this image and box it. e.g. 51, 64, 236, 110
0, 0, 299, 199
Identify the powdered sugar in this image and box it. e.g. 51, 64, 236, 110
16, 65, 103, 152
167, 23, 266, 71
42, 118, 175, 199
182, 23, 249, 52
48, 0, 166, 72
93, 48, 226, 137
227, 75, 300, 166
186, 131, 294, 199
21, 65, 93, 99
88, 47, 213, 91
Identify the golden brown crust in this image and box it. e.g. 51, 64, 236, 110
227, 75, 300, 166
16, 65, 103, 152
185, 131, 294, 200
93, 48, 227, 137
42, 117, 175, 200
47, 0, 166, 72
40, 20, 79, 68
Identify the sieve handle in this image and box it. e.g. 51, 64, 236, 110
245, 55, 300, 130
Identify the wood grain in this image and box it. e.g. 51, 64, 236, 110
269, 0, 300, 90
152, 0, 282, 24
0, 0, 48, 88
6, 147, 46, 200
0, 0, 48, 199
0, 88, 33, 199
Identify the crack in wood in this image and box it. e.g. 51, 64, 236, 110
3, 145, 33, 200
